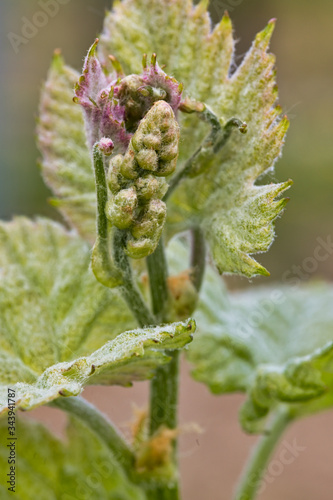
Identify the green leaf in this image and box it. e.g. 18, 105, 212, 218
39, 1, 291, 276
98, 0, 231, 164
185, 253, 333, 432
167, 238, 333, 431
0, 417, 146, 499
99, 0, 223, 96
99, 1, 291, 278
37, 52, 95, 243
0, 218, 195, 413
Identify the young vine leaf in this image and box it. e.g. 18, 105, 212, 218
0, 218, 195, 414
100, 0, 292, 277
0, 417, 146, 499
38, 0, 291, 278
179, 237, 333, 432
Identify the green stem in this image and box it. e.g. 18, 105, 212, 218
190, 226, 206, 292
149, 350, 180, 435
234, 407, 292, 500
165, 113, 246, 200
147, 351, 180, 500
91, 144, 154, 325
50, 396, 134, 471
113, 228, 155, 328
147, 239, 177, 434
147, 239, 181, 499
93, 145, 109, 243
213, 118, 247, 153
91, 144, 123, 287
165, 107, 221, 200
146, 350, 180, 500
146, 239, 169, 324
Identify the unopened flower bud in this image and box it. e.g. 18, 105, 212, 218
129, 100, 180, 178
103, 100, 180, 260
159, 144, 178, 162
105, 187, 138, 229
138, 85, 167, 101
136, 149, 159, 171
130, 199, 166, 240
125, 237, 157, 260
98, 137, 114, 156
179, 96, 205, 114
135, 175, 168, 201
107, 155, 129, 194
143, 133, 162, 150
120, 150, 139, 180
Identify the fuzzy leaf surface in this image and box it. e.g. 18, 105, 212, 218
99, 0, 291, 277
38, 0, 290, 277
0, 417, 146, 499
184, 251, 333, 432
0, 218, 195, 413
167, 238, 333, 431
37, 52, 95, 243
38, 1, 290, 276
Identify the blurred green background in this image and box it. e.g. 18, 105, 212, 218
1, 1, 333, 499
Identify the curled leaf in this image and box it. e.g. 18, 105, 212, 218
74, 39, 132, 152
0, 218, 195, 413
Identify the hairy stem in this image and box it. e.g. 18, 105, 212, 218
146, 239, 169, 324
93, 145, 108, 243
147, 239, 181, 499
113, 228, 155, 328
50, 396, 134, 471
149, 350, 180, 435
91, 144, 154, 325
91, 144, 122, 287
164, 143, 205, 201
190, 226, 206, 292
213, 118, 247, 153
165, 111, 246, 200
147, 350, 180, 500
234, 407, 292, 500
147, 240, 177, 433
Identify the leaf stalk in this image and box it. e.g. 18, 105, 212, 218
234, 406, 292, 500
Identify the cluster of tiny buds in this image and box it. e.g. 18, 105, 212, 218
102, 100, 180, 259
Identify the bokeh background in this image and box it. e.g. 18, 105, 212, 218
0, 0, 332, 498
